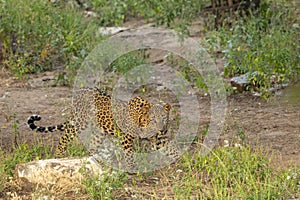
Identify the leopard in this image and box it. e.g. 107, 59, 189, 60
27, 87, 175, 170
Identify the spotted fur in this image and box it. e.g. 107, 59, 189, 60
27, 88, 174, 169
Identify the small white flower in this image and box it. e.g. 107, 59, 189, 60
224, 140, 229, 147
234, 143, 242, 148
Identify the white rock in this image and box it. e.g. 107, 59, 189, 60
98, 27, 129, 36
16, 157, 105, 185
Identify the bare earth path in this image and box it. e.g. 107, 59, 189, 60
0, 69, 299, 168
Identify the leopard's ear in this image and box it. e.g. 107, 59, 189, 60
163, 103, 171, 113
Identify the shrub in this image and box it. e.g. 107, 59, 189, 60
0, 0, 100, 81
205, 0, 300, 97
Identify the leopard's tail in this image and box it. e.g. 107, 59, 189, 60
27, 115, 65, 132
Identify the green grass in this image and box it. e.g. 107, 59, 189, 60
1, 138, 298, 199
0, 150, 7, 193
172, 144, 299, 199
0, 0, 299, 198
205, 0, 300, 98
0, 0, 100, 82
110, 49, 148, 74
1, 0, 298, 97
0, 143, 53, 177
0, 0, 206, 82
81, 169, 126, 200
74, 0, 206, 29
120, 142, 299, 199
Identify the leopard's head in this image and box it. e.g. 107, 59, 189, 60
148, 103, 171, 133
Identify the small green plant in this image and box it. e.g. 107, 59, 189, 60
165, 52, 208, 93
65, 0, 206, 35
173, 144, 299, 199
66, 138, 90, 158
2, 143, 52, 177
81, 169, 126, 200
110, 50, 148, 74
0, 149, 8, 194
2, 122, 53, 177
205, 0, 300, 98
11, 115, 19, 149
0, 0, 100, 81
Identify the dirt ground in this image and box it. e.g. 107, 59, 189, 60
0, 22, 299, 170
0, 65, 299, 169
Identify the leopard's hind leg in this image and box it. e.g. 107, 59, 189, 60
55, 122, 77, 157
